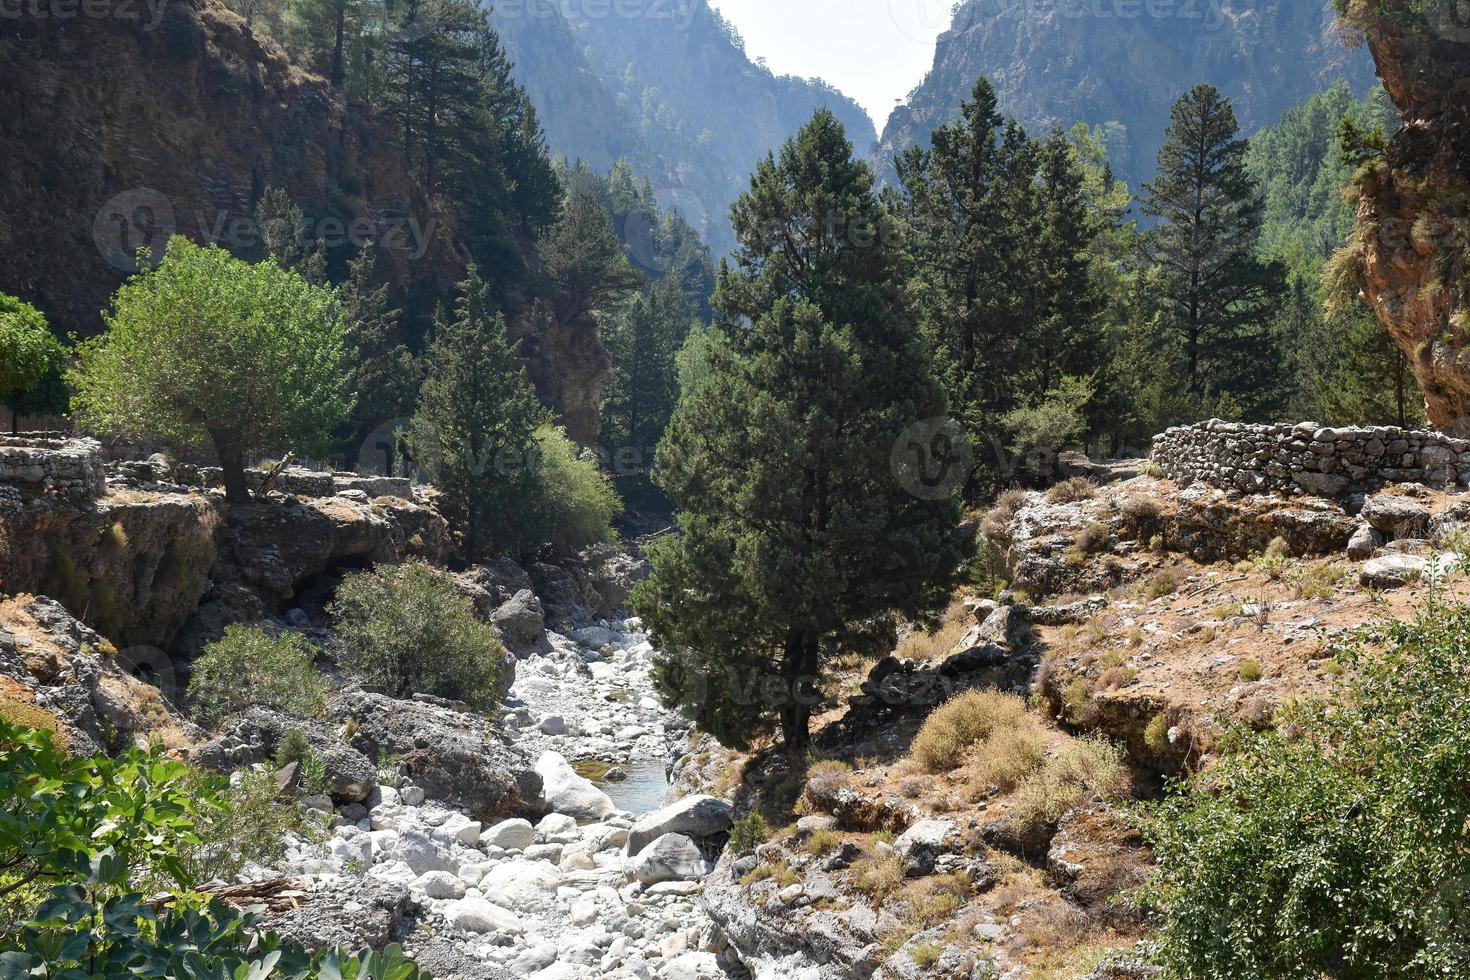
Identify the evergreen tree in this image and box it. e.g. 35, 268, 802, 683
336, 243, 421, 457
633, 111, 967, 755
0, 293, 68, 432
539, 191, 643, 325
254, 187, 327, 284
410, 266, 548, 559
1033, 130, 1107, 394
600, 276, 691, 480
1139, 84, 1286, 414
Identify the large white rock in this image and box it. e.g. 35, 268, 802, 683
626, 795, 732, 857
413, 870, 466, 900
482, 818, 535, 851
390, 827, 453, 875
480, 860, 562, 907
535, 751, 616, 821
629, 833, 709, 886
447, 897, 525, 935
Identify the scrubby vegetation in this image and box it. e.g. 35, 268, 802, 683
911, 690, 1031, 774
0, 721, 416, 975
331, 559, 505, 707
186, 624, 328, 727
1144, 604, 1470, 976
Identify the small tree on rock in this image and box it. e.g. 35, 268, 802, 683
71, 238, 350, 503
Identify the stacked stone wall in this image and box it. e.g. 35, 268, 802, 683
1152, 421, 1470, 496
0, 436, 106, 501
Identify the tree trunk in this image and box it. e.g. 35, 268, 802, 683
778, 630, 819, 761
210, 427, 251, 505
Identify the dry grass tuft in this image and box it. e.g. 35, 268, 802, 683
910, 689, 1030, 773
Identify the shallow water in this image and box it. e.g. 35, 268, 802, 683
599, 757, 671, 815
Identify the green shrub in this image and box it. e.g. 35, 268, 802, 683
331, 558, 505, 707
1046, 476, 1097, 504
1011, 736, 1126, 834
534, 425, 621, 555
187, 625, 328, 728
0, 719, 425, 977
1236, 659, 1263, 682
728, 813, 772, 856
1143, 604, 1470, 977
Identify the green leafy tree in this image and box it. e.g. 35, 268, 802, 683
634, 110, 968, 755
186, 625, 329, 728
1139, 84, 1287, 416
330, 558, 505, 707
71, 238, 351, 504
410, 265, 548, 559
1144, 603, 1470, 977
601, 276, 693, 479
0, 293, 68, 433
533, 424, 621, 554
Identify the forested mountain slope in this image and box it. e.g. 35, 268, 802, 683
878, 0, 1375, 188
489, 0, 877, 256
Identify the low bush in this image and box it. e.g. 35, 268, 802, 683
1011, 736, 1126, 834
534, 425, 621, 555
1047, 477, 1097, 504
853, 848, 904, 900
1143, 604, 1470, 976
970, 718, 1049, 792
0, 720, 416, 976
727, 813, 772, 856
331, 558, 506, 708
187, 625, 328, 728
910, 690, 1030, 773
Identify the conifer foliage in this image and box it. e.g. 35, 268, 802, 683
634, 111, 968, 755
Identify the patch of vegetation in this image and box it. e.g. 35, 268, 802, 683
1011, 737, 1127, 836
186, 624, 328, 728
1144, 713, 1171, 756
909, 941, 942, 967
853, 848, 904, 901
1140, 568, 1183, 600
911, 690, 1030, 773
1046, 477, 1097, 504
806, 830, 842, 857
728, 813, 772, 857
1286, 561, 1351, 599
1237, 659, 1264, 682
1143, 604, 1470, 976
331, 558, 506, 708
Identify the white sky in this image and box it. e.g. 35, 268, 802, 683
707, 0, 955, 133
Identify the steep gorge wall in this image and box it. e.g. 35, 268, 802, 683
0, 0, 459, 337
1351, 0, 1470, 428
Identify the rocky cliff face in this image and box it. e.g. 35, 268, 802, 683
0, 0, 455, 337
1350, 1, 1470, 429
877, 0, 1373, 188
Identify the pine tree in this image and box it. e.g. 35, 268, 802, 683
1033, 130, 1107, 394
336, 243, 421, 458
633, 110, 967, 755
540, 191, 643, 325
410, 266, 549, 559
600, 276, 691, 481
1139, 84, 1286, 412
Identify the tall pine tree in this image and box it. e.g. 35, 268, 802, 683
411, 266, 548, 559
1139, 84, 1286, 416
633, 111, 967, 755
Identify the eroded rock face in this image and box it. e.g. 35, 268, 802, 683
193, 705, 377, 802
332, 691, 543, 821
1351, 3, 1470, 428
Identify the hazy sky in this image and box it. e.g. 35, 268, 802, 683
707, 0, 955, 132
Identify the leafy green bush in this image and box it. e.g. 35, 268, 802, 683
187, 624, 329, 728
533, 424, 621, 555
1143, 603, 1470, 977
0, 720, 427, 978
331, 558, 505, 707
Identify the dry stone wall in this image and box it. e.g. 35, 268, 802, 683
1153, 421, 1470, 497
0, 436, 106, 501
